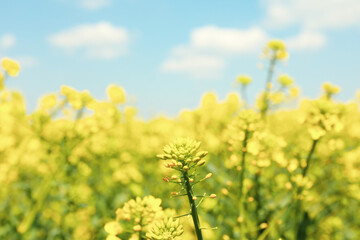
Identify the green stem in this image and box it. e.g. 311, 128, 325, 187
302, 139, 318, 177
138, 216, 145, 240
254, 169, 262, 237
294, 139, 319, 240
238, 129, 249, 239
261, 57, 277, 118
239, 129, 249, 203
183, 172, 203, 240
139, 230, 144, 240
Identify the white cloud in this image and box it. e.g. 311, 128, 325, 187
191, 26, 268, 54
17, 56, 38, 68
263, 0, 360, 30
0, 34, 16, 50
161, 54, 224, 79
161, 24, 328, 79
286, 31, 327, 51
48, 22, 129, 59
161, 26, 267, 79
79, 0, 111, 10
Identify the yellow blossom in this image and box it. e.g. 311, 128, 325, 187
107, 84, 126, 104
236, 75, 252, 85
264, 40, 288, 60
1, 58, 20, 77
278, 74, 294, 86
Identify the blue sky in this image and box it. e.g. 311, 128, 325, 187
1, 0, 360, 118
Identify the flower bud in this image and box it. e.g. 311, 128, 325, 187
197, 160, 206, 166
221, 188, 229, 195
196, 151, 208, 158
205, 173, 212, 179
209, 194, 216, 199
259, 222, 268, 229
156, 154, 165, 160
133, 225, 142, 232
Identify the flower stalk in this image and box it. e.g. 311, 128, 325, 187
261, 56, 276, 118
294, 138, 319, 240
238, 128, 249, 204
184, 172, 204, 240
157, 138, 215, 240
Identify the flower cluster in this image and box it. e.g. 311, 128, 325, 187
157, 138, 208, 172
0, 58, 20, 90
105, 196, 182, 240
264, 39, 288, 60
116, 196, 163, 227
146, 217, 184, 240
227, 110, 262, 151
300, 99, 343, 140
278, 74, 294, 87
61, 85, 93, 110
322, 82, 340, 99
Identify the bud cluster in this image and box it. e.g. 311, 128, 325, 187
301, 99, 343, 140
157, 138, 208, 172
115, 196, 163, 225
146, 217, 184, 240
105, 196, 182, 240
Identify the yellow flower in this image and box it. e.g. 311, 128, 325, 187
269, 92, 284, 104
115, 196, 163, 223
236, 75, 252, 85
60, 85, 93, 110
278, 74, 294, 87
104, 221, 123, 235
264, 40, 288, 60
1, 58, 20, 77
322, 82, 340, 95
40, 94, 57, 110
107, 84, 126, 104
289, 87, 300, 97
